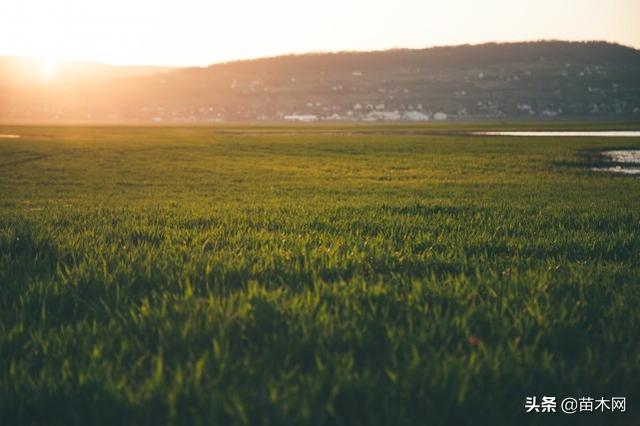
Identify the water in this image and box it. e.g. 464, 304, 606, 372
601, 150, 640, 164
472, 131, 640, 175
593, 166, 640, 175
593, 150, 640, 175
474, 131, 640, 137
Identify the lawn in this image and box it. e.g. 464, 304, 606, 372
1, 124, 639, 425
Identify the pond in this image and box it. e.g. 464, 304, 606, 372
471, 130, 640, 175
593, 150, 640, 175
473, 131, 640, 137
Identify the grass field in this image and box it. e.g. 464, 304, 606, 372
1, 124, 639, 425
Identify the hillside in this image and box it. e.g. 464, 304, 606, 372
2, 41, 640, 122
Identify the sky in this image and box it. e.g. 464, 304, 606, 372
1, 0, 639, 67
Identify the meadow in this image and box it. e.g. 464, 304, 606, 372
1, 124, 639, 425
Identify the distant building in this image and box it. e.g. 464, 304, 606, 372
403, 111, 430, 121
366, 111, 402, 121
284, 114, 318, 122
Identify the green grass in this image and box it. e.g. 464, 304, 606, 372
1, 125, 639, 425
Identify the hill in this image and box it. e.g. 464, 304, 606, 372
2, 41, 640, 122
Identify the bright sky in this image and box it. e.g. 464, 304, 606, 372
1, 0, 639, 66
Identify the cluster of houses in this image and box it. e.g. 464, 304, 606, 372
283, 105, 447, 122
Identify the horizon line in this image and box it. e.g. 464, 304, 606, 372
1, 38, 638, 69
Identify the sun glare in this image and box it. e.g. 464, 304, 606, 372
39, 56, 59, 82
